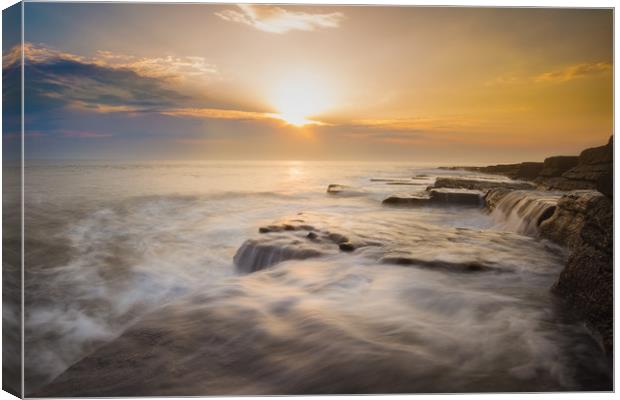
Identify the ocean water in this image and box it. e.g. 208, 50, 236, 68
19, 160, 611, 395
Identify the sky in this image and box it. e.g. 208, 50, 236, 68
3, 3, 614, 163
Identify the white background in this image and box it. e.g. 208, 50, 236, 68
0, 0, 616, 399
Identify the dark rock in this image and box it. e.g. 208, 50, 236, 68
382, 195, 430, 206
327, 233, 349, 244
326, 184, 365, 197
428, 189, 484, 206
381, 256, 499, 273
539, 190, 613, 354
514, 162, 544, 180
539, 191, 610, 250
462, 163, 522, 178
327, 184, 347, 194
432, 177, 535, 191
338, 242, 355, 252
544, 136, 613, 193
306, 232, 318, 240
382, 189, 483, 207
538, 156, 579, 178
596, 170, 613, 198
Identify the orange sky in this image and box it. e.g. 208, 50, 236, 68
17, 4, 614, 162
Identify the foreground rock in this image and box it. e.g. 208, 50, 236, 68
234, 220, 370, 273
538, 191, 613, 354
383, 189, 483, 207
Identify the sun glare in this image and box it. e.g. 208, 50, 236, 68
271, 75, 331, 127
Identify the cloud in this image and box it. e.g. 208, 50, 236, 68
94, 50, 219, 80
534, 62, 612, 83
61, 131, 113, 139
348, 116, 484, 132
161, 107, 278, 121
216, 4, 345, 34
489, 62, 612, 86
2, 43, 228, 120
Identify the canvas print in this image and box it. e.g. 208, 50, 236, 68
2, 2, 614, 397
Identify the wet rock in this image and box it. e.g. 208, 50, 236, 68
539, 190, 613, 354
234, 238, 326, 273
383, 189, 483, 207
327, 184, 348, 194
553, 245, 612, 355
484, 188, 513, 211
432, 177, 534, 191
328, 233, 349, 244
236, 221, 366, 273
539, 191, 610, 249
428, 189, 484, 206
381, 256, 497, 273
326, 184, 365, 196
338, 242, 355, 252
382, 195, 430, 206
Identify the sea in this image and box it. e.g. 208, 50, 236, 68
6, 160, 612, 395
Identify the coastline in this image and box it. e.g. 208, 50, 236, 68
440, 136, 613, 355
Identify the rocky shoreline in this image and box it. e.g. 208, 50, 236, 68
441, 137, 613, 355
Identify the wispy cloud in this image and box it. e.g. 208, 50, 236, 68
216, 4, 345, 34
489, 61, 612, 86
348, 116, 484, 132
61, 130, 114, 138
161, 107, 278, 121
94, 50, 219, 81
534, 62, 612, 83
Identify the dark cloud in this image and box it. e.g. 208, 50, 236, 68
23, 54, 189, 115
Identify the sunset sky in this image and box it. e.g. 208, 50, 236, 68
4, 4, 613, 163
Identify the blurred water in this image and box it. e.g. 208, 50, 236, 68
21, 161, 611, 395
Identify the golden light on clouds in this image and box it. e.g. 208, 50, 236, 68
216, 4, 345, 34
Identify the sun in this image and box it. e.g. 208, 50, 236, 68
271, 74, 331, 127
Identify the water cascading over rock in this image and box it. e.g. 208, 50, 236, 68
486, 190, 561, 236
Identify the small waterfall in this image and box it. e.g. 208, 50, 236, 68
490, 191, 560, 236
233, 237, 327, 273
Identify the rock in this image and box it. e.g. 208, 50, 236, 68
431, 177, 535, 191
234, 237, 325, 273
338, 242, 355, 252
537, 156, 579, 178
235, 221, 366, 273
326, 184, 365, 196
544, 136, 613, 193
428, 189, 484, 206
539, 191, 609, 249
327, 184, 347, 194
382, 195, 430, 206
461, 163, 522, 178
538, 190, 613, 354
596, 170, 613, 198
483, 188, 513, 211
380, 256, 498, 273
514, 162, 544, 180
382, 189, 483, 207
